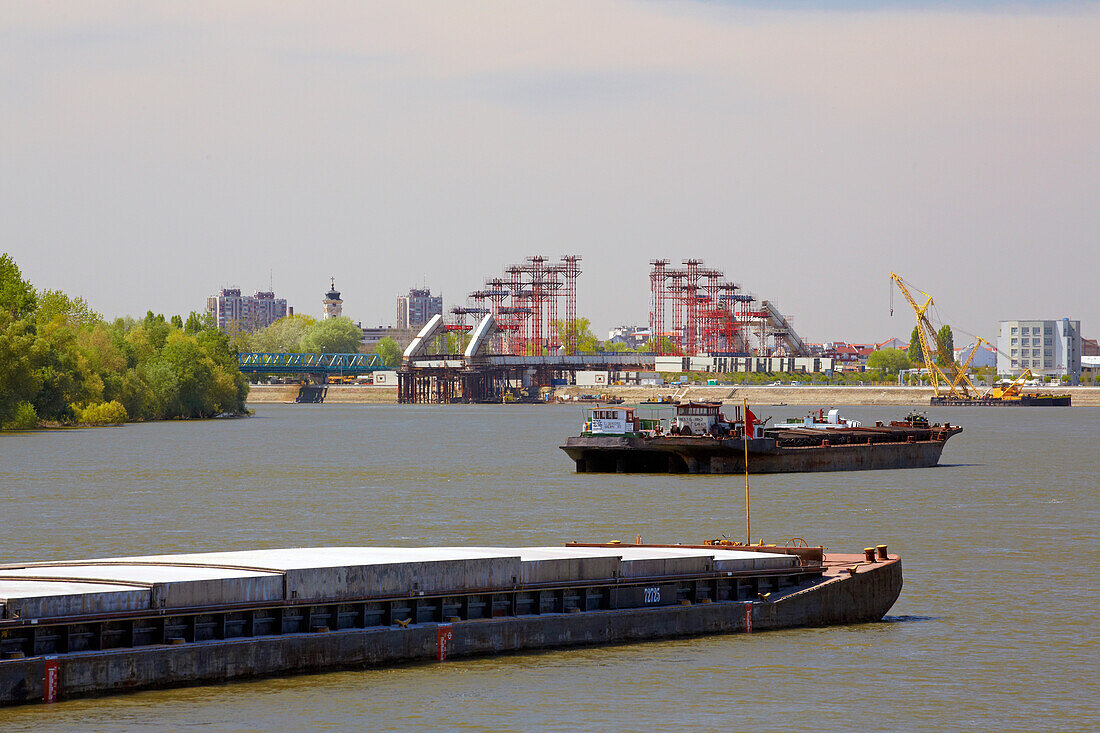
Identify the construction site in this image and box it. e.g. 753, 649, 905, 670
397, 257, 817, 403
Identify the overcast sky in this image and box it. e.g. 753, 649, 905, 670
3, 1, 1098, 343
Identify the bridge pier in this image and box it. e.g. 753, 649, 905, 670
398, 368, 465, 404
398, 354, 659, 405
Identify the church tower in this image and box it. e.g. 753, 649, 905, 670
322, 277, 343, 319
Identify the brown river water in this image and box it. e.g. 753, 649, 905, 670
1, 403, 1097, 731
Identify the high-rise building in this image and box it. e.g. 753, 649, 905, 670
323, 278, 343, 319
396, 288, 443, 330
251, 291, 285, 330
996, 319, 1081, 379
206, 288, 287, 331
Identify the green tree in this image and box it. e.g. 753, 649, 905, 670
225, 321, 254, 354
645, 335, 683, 355
376, 336, 402, 367
252, 314, 316, 353
0, 254, 256, 428
936, 325, 954, 366
908, 326, 923, 364
552, 318, 601, 354
137, 360, 181, 419
77, 400, 128, 425
0, 253, 37, 319
0, 318, 38, 426
444, 332, 469, 355
36, 290, 98, 327
6, 401, 37, 429
184, 311, 212, 335
299, 316, 363, 354
867, 347, 912, 375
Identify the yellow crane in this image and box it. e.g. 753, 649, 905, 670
986, 368, 1034, 401
889, 273, 977, 400
947, 336, 990, 397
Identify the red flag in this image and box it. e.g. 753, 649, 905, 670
745, 408, 757, 436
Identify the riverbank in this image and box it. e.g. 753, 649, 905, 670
245, 383, 1100, 407
246, 384, 399, 404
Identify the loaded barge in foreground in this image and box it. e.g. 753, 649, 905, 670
562, 403, 962, 474
0, 541, 900, 706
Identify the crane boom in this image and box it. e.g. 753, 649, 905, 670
890, 273, 945, 397
992, 368, 1034, 400
889, 273, 978, 400
947, 337, 988, 397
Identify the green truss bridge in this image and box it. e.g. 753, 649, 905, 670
237, 352, 386, 376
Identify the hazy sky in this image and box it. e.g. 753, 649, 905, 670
3, 1, 1098, 343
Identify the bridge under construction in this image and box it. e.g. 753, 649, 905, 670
397, 255, 811, 403
397, 313, 655, 403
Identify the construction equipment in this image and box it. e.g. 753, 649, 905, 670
985, 369, 1034, 400
890, 273, 1073, 407
890, 273, 970, 399
947, 337, 990, 397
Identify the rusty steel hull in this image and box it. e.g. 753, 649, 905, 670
562, 435, 955, 474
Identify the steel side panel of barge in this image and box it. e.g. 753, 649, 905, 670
0, 548, 900, 706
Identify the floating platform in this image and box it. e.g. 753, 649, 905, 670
930, 394, 1070, 406
0, 543, 901, 706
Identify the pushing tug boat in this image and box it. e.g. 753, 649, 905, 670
561, 402, 962, 474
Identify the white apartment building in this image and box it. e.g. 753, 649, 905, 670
996, 319, 1081, 380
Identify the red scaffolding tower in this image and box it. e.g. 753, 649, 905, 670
464, 256, 582, 356
648, 258, 760, 356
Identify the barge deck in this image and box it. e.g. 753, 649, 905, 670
0, 543, 901, 706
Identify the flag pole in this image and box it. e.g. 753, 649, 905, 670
743, 397, 751, 545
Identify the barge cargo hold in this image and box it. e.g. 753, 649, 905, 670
562, 404, 962, 474
0, 543, 901, 706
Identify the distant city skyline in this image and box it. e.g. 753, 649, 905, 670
3, 2, 1098, 343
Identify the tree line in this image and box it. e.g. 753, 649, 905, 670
1, 254, 248, 429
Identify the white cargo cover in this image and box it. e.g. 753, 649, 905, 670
0, 544, 798, 619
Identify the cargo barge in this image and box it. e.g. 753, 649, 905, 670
562, 404, 962, 474
0, 542, 900, 706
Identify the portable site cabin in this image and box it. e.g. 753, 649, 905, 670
672, 402, 724, 435
585, 407, 639, 435
671, 402, 767, 438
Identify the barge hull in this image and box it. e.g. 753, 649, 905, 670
563, 437, 949, 474
0, 557, 900, 706
930, 395, 1070, 406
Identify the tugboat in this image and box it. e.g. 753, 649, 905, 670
561, 402, 962, 474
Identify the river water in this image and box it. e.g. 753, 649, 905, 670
1, 403, 1097, 731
